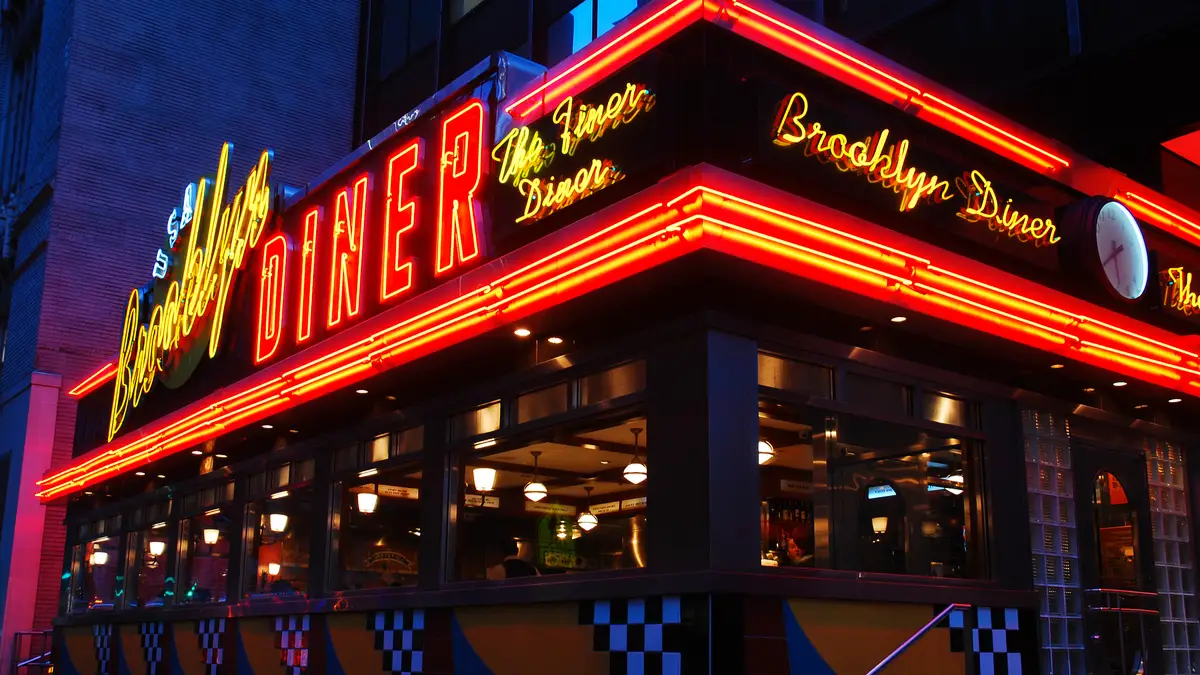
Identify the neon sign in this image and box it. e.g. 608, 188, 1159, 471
492, 82, 655, 224
773, 92, 1059, 247
1163, 266, 1200, 315
111, 143, 274, 440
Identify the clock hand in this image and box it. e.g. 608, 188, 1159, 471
1101, 242, 1126, 268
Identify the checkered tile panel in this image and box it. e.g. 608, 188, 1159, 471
275, 614, 310, 674
371, 609, 425, 674
94, 623, 113, 675
139, 622, 165, 675
945, 606, 1033, 675
582, 597, 685, 675
196, 618, 226, 675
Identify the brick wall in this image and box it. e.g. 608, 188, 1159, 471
16, 0, 360, 630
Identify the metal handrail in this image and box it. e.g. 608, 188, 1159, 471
865, 603, 971, 675
15, 651, 50, 669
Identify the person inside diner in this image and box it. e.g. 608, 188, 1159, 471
487, 539, 539, 579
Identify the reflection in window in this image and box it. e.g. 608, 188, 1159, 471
547, 0, 639, 65
457, 416, 648, 580
73, 537, 119, 612
131, 527, 171, 608
1094, 472, 1138, 590
245, 487, 314, 598
759, 401, 983, 578
179, 511, 232, 604
334, 466, 422, 590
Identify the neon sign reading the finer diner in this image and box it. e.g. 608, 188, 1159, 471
492, 82, 655, 224
773, 92, 1059, 247
1163, 266, 1200, 315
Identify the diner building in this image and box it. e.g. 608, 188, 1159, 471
44, 1, 1200, 673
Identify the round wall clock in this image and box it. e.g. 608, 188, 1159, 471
1063, 197, 1150, 301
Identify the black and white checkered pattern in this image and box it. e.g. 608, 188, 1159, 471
196, 618, 226, 675
93, 623, 113, 675
945, 606, 1030, 675
371, 609, 425, 674
139, 622, 165, 675
582, 596, 684, 675
275, 614, 310, 674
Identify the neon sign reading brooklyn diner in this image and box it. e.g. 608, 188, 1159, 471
492, 82, 655, 223
773, 92, 1059, 247
109, 100, 491, 441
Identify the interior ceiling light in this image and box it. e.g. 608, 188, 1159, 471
203, 528, 220, 545
357, 490, 379, 514
1113, 381, 1128, 387
871, 516, 888, 534
148, 540, 166, 557
577, 486, 599, 532
267, 562, 281, 576
268, 513, 288, 533
758, 439, 776, 465
623, 427, 647, 484
90, 550, 109, 566
1169, 398, 1182, 403
473, 466, 497, 492
514, 328, 532, 337
524, 451, 548, 502
547, 336, 564, 344
890, 316, 907, 323
355, 389, 369, 394
1050, 364, 1064, 369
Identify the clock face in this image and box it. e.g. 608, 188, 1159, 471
1094, 201, 1149, 300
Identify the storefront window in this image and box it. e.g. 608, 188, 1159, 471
178, 510, 232, 603
759, 400, 983, 578
456, 415, 648, 580
245, 486, 314, 598
1093, 472, 1138, 590
333, 464, 423, 590
73, 537, 119, 612
129, 526, 171, 607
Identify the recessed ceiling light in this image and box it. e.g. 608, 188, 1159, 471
262, 424, 274, 430
890, 316, 907, 323
135, 471, 146, 477
859, 325, 874, 332
215, 454, 228, 459
156, 474, 166, 479
1083, 387, 1096, 393
582, 443, 598, 450
355, 389, 369, 395
289, 429, 299, 434
191, 450, 203, 456
1113, 381, 1128, 387
547, 336, 564, 345
514, 328, 532, 337
1050, 364, 1064, 369
1169, 398, 1182, 403
84, 491, 93, 495
1135, 404, 1148, 409
600, 460, 609, 465
385, 395, 396, 401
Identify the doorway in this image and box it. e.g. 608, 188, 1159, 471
1074, 445, 1162, 675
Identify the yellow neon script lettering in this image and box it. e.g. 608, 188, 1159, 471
491, 126, 555, 188
774, 92, 952, 212
552, 82, 655, 157
1164, 267, 1200, 315
955, 170, 1060, 246
517, 160, 621, 223
110, 144, 274, 440
774, 91, 1057, 247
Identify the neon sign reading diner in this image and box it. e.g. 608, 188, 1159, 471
109, 99, 490, 441
492, 82, 655, 224
773, 92, 1059, 247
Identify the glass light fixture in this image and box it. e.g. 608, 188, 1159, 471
623, 427, 647, 484
473, 467, 497, 492
556, 521, 568, 540
267, 562, 280, 576
758, 439, 776, 465
524, 451, 547, 502
578, 486, 599, 532
945, 473, 964, 496
357, 491, 379, 514
148, 540, 166, 557
871, 516, 888, 534
268, 513, 289, 533
90, 550, 109, 566
203, 528, 220, 545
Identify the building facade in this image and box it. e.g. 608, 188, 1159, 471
0, 0, 359, 670
41, 1, 1200, 674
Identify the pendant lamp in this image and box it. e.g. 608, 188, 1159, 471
524, 451, 547, 502
623, 427, 647, 484
577, 486, 599, 531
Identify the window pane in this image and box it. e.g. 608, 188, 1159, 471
393, 426, 424, 457
923, 392, 974, 428
580, 361, 645, 406
335, 444, 359, 472
179, 512, 231, 604
379, 0, 411, 78
457, 416, 648, 580
449, 401, 502, 440
409, 0, 439, 53
757, 405, 816, 568
843, 373, 910, 416
548, 1, 593, 65
132, 528, 170, 608
450, 0, 487, 22
517, 383, 569, 424
369, 434, 390, 463
73, 537, 119, 612
596, 0, 637, 37
758, 353, 832, 397
246, 486, 314, 598
334, 467, 422, 590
